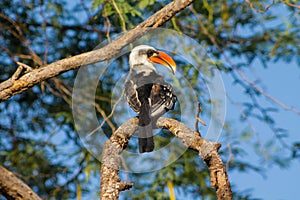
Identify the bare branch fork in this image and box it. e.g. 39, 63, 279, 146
0, 0, 195, 102
0, 62, 32, 91
100, 117, 232, 200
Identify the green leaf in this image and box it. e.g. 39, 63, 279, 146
137, 0, 155, 10
91, 0, 104, 10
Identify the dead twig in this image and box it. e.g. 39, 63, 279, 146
0, 62, 33, 91
195, 102, 206, 136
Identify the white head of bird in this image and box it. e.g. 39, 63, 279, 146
129, 45, 176, 75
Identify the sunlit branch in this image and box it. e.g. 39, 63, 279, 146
0, 165, 41, 200
100, 117, 232, 200
0, 0, 195, 102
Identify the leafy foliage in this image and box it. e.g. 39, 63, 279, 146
0, 0, 299, 199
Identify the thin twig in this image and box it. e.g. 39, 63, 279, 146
245, 0, 276, 13
195, 102, 206, 136
0, 46, 18, 63
104, 16, 112, 43
87, 69, 132, 137
111, 0, 127, 32
0, 13, 42, 66
11, 65, 26, 81
234, 67, 300, 114
40, 1, 49, 65
16, 62, 33, 73
94, 103, 117, 132
191, 4, 300, 115
0, 62, 32, 91
280, 0, 300, 9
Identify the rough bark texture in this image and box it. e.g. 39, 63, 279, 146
0, 165, 41, 200
100, 117, 138, 200
0, 0, 195, 102
156, 118, 233, 200
100, 117, 233, 200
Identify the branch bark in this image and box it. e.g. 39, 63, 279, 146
100, 117, 232, 200
0, 165, 41, 200
0, 0, 195, 102
157, 118, 232, 200
100, 117, 138, 199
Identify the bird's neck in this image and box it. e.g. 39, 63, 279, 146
132, 63, 157, 76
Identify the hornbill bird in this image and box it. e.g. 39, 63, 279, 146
125, 45, 177, 153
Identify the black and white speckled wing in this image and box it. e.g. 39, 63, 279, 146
124, 79, 141, 114
149, 82, 177, 119
125, 71, 177, 116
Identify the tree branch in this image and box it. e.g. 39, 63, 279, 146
100, 117, 138, 199
0, 0, 195, 102
100, 117, 232, 200
0, 165, 41, 200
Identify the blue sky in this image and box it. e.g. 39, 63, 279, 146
224, 59, 300, 199
215, 4, 300, 198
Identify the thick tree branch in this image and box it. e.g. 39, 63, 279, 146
100, 117, 232, 200
157, 118, 232, 200
100, 117, 138, 199
0, 165, 41, 200
0, 0, 195, 102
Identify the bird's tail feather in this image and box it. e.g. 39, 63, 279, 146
138, 125, 154, 153
138, 102, 154, 153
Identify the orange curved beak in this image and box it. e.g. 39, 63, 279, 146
149, 51, 176, 74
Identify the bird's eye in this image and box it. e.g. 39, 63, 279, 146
147, 49, 156, 57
